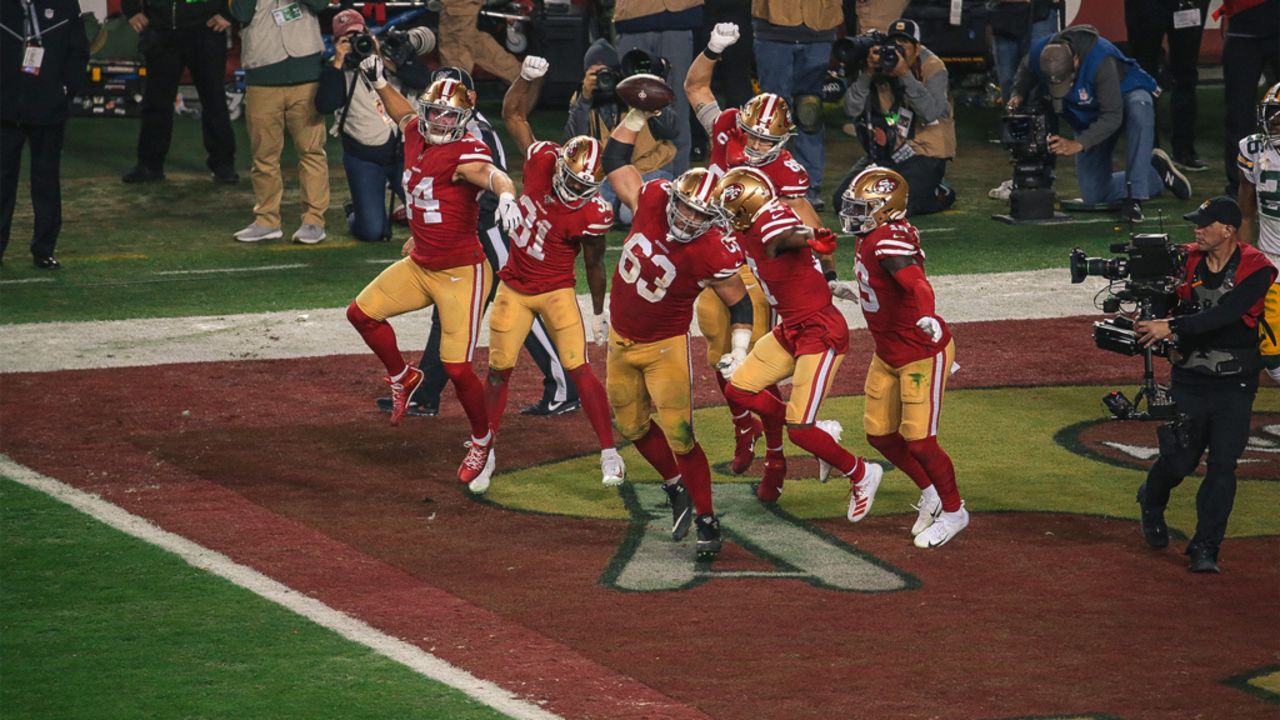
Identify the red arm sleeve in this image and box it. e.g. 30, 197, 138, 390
891, 262, 937, 317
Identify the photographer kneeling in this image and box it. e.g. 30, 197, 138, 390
1134, 197, 1277, 573
315, 10, 433, 242
1009, 25, 1188, 224
836, 19, 956, 217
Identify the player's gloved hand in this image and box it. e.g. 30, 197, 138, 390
520, 55, 549, 82
807, 227, 838, 255
916, 316, 943, 343
707, 23, 740, 53
592, 312, 609, 347
717, 349, 746, 380
828, 281, 858, 302
359, 55, 388, 90
496, 192, 522, 235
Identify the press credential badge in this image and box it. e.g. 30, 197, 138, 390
21, 42, 43, 75
272, 2, 303, 26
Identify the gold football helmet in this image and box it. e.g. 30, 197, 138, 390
418, 77, 474, 144
553, 136, 605, 209
840, 166, 909, 234
1260, 82, 1280, 152
737, 93, 796, 166
667, 168, 719, 242
714, 166, 777, 232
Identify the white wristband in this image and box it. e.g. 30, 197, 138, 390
730, 327, 752, 354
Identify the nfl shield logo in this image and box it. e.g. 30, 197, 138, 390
44, 8, 54, 18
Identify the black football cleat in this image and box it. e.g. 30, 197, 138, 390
122, 165, 165, 184
662, 479, 693, 541
375, 396, 438, 418
694, 513, 722, 560
33, 255, 61, 270
1136, 486, 1168, 549
210, 165, 240, 184
520, 398, 580, 416
1187, 545, 1220, 574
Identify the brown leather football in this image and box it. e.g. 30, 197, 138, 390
616, 73, 675, 113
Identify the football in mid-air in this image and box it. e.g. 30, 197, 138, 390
617, 73, 675, 113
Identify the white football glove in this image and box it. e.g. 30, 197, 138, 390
916, 316, 943, 343
592, 313, 609, 347
828, 280, 858, 302
359, 55, 387, 90
717, 349, 747, 380
520, 55, 549, 82
707, 22, 740, 53
496, 193, 522, 236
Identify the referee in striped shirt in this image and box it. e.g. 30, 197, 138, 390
378, 67, 579, 418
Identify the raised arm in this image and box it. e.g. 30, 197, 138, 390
360, 56, 416, 124
502, 56, 549, 156
686, 23, 739, 134
602, 109, 652, 213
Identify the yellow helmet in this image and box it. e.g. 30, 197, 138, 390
1260, 82, 1280, 152
418, 77, 474, 144
840, 166, 908, 234
736, 93, 796, 166
714, 166, 777, 232
553, 136, 605, 209
667, 168, 720, 242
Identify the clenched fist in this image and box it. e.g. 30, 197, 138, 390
520, 55, 549, 82
707, 23, 740, 54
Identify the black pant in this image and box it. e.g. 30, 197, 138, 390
136, 25, 235, 172
1142, 381, 1256, 554
834, 154, 953, 217
1222, 33, 1280, 194
0, 120, 66, 260
704, 0, 755, 109
413, 222, 578, 408
1123, 0, 1209, 158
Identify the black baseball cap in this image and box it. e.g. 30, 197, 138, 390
886, 18, 921, 44
432, 66, 475, 91
1183, 196, 1243, 228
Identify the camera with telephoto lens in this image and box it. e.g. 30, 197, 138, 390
1002, 107, 1056, 190
832, 30, 899, 76
346, 30, 378, 67
379, 28, 416, 68
592, 66, 620, 104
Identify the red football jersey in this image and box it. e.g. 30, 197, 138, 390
402, 120, 492, 271
854, 221, 952, 367
499, 141, 614, 295
733, 200, 832, 326
708, 108, 810, 199
610, 180, 744, 343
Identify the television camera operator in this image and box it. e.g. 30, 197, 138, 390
1133, 196, 1277, 574
314, 9, 433, 243
836, 18, 956, 217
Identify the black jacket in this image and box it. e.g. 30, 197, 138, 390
0, 0, 90, 125
120, 0, 231, 32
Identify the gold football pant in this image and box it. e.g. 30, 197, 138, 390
1260, 282, 1280, 369
606, 330, 695, 454
863, 340, 956, 441
730, 331, 845, 425
488, 283, 589, 371
354, 257, 492, 364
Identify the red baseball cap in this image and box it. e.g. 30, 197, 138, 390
332, 9, 365, 37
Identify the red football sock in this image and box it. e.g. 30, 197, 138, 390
568, 365, 615, 449
725, 383, 785, 448
632, 421, 680, 481
715, 374, 754, 430
907, 437, 961, 512
787, 424, 864, 481
347, 302, 405, 376
675, 442, 714, 516
484, 368, 513, 433
867, 432, 931, 490
443, 361, 489, 439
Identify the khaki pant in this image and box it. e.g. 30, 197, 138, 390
245, 83, 329, 229
438, 0, 521, 83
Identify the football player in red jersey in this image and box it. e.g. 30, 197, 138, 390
478, 56, 623, 488
683, 21, 826, 476
712, 167, 884, 520
601, 106, 755, 559
345, 57, 523, 493
835, 166, 968, 548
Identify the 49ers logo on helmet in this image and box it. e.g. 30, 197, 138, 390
872, 178, 899, 194
722, 183, 745, 203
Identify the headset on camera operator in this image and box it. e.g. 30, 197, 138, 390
836, 19, 956, 217
314, 10, 433, 242
1132, 196, 1277, 573
565, 39, 678, 225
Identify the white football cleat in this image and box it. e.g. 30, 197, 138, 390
601, 448, 626, 487
815, 419, 844, 483
914, 502, 969, 548
912, 485, 942, 536
467, 449, 497, 494
847, 462, 882, 523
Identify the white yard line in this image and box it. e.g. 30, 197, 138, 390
0, 454, 561, 720
0, 268, 1109, 373
155, 263, 309, 276
0, 278, 56, 285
